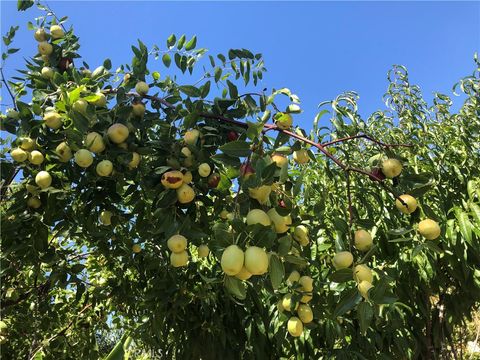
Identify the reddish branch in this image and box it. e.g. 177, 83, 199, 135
322, 134, 413, 148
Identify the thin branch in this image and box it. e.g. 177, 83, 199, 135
346, 171, 354, 251
0, 167, 19, 202
323, 133, 413, 148
0, 67, 17, 109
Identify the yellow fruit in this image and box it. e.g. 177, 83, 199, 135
35, 171, 52, 189
176, 183, 195, 204
107, 124, 129, 144
41, 66, 54, 79
244, 246, 269, 275
332, 251, 353, 269
55, 142, 72, 162
248, 185, 272, 205
301, 294, 313, 303
132, 102, 145, 117
275, 113, 293, 130
27, 196, 41, 209
293, 149, 309, 164
382, 158, 403, 178
396, 194, 418, 214
19, 137, 35, 151
277, 299, 285, 313
293, 225, 309, 246
11, 148, 28, 162
198, 163, 211, 177
299, 275, 313, 292
418, 219, 441, 240
99, 211, 112, 225
297, 304, 313, 324
287, 270, 301, 284
74, 149, 94, 168
221, 245, 244, 276
220, 209, 229, 220
34, 28, 47, 42
287, 317, 303, 337
198, 244, 210, 258
235, 266, 252, 281
282, 294, 299, 312
132, 244, 141, 253
92, 92, 106, 107
38, 41, 53, 55
267, 208, 292, 233
28, 150, 44, 165
127, 152, 141, 169
353, 264, 373, 283
135, 81, 149, 95
85, 132, 105, 153
354, 229, 373, 252
72, 99, 88, 115
184, 129, 200, 145
96, 160, 113, 177
167, 235, 188, 253
43, 112, 62, 129
181, 147, 192, 157
161, 170, 184, 189
49, 25, 64, 39
117, 142, 128, 150
358, 280, 373, 299
183, 171, 192, 184
271, 153, 288, 167
246, 209, 271, 227
170, 251, 189, 267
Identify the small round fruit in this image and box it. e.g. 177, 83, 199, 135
207, 173, 220, 188
132, 102, 145, 117
135, 81, 149, 95
198, 244, 210, 258
167, 234, 188, 253
92, 92, 106, 107
198, 163, 211, 177
235, 266, 252, 281
107, 124, 129, 144
55, 142, 72, 162
358, 280, 373, 299
293, 225, 309, 246
34, 28, 47, 42
127, 152, 141, 169
244, 246, 269, 275
282, 294, 299, 312
99, 211, 112, 225
183, 171, 193, 184
221, 245, 244, 276
353, 264, 373, 283
176, 183, 195, 204
161, 170, 184, 189
184, 129, 200, 145
381, 158, 403, 178
35, 171, 52, 189
301, 294, 313, 303
49, 25, 64, 39
246, 209, 271, 227
74, 149, 94, 168
11, 148, 28, 162
132, 244, 141, 253
287, 317, 303, 337
293, 149, 309, 164
28, 150, 44, 165
85, 132, 105, 153
170, 251, 189, 267
271, 153, 288, 167
27, 196, 41, 209
38, 41, 53, 55
396, 194, 418, 214
240, 163, 255, 179
73, 99, 88, 115
418, 219, 441, 240
96, 160, 113, 177
43, 111, 62, 129
41, 66, 54, 79
332, 251, 353, 270
6, 109, 19, 119
181, 147, 192, 158
287, 270, 301, 284
227, 130, 238, 141
275, 112, 293, 130
354, 229, 373, 252
248, 185, 272, 205
19, 137, 35, 151
267, 208, 292, 233
299, 275, 313, 292
297, 304, 313, 324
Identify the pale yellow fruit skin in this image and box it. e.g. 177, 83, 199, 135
293, 149, 309, 164
99, 211, 112, 225
75, 149, 94, 168
354, 229, 373, 252
282, 294, 299, 312
176, 183, 195, 204
287, 317, 303, 337
167, 235, 188, 253
170, 251, 189, 267
299, 276, 313, 292
221, 245, 244, 276
297, 304, 314, 324
248, 185, 272, 205
301, 294, 313, 303
353, 264, 373, 283
35, 171, 52, 189
28, 150, 44, 165
246, 209, 271, 226
293, 225, 309, 246
27, 196, 42, 209
235, 266, 252, 281
382, 158, 403, 178
19, 138, 35, 151
396, 194, 418, 215
198, 244, 210, 258
73, 99, 88, 115
244, 246, 269, 275
127, 152, 141, 169
38, 41, 53, 55
418, 219, 441, 240
183, 171, 193, 184
107, 124, 129, 144
267, 208, 292, 233
43, 112, 62, 129
135, 81, 149, 95
161, 170, 184, 189
92, 93, 107, 107
184, 129, 200, 145
271, 153, 288, 167
11, 148, 28, 162
85, 132, 105, 153
41, 67, 54, 79
132, 244, 142, 253
34, 28, 47, 42
49, 25, 64, 39
117, 142, 128, 150
132, 103, 145, 117
333, 251, 353, 270
96, 160, 113, 177
287, 270, 301, 284
275, 113, 293, 130
358, 280, 373, 299
181, 147, 192, 157
55, 142, 72, 162
198, 163, 211, 177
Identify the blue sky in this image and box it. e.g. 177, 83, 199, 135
1, 1, 479, 131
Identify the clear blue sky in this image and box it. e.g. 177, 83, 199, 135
1, 1, 479, 131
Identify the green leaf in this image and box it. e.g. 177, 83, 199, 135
184, 35, 197, 51
103, 332, 132, 360
357, 302, 374, 335
17, 0, 34, 11
167, 34, 176, 48
224, 276, 246, 299
227, 80, 238, 99
334, 288, 361, 316
268, 254, 284, 290
177, 34, 186, 49
456, 210, 472, 245
178, 85, 201, 98
219, 140, 251, 157
162, 53, 171, 68
330, 268, 353, 283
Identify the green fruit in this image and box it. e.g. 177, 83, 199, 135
135, 81, 149, 95
221, 245, 244, 276
246, 209, 271, 227
381, 158, 403, 178
332, 251, 353, 270
49, 25, 64, 39
74, 149, 94, 168
35, 171, 52, 189
244, 246, 269, 275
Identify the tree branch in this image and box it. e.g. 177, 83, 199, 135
0, 67, 17, 109
322, 134, 414, 148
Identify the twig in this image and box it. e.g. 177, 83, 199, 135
346, 171, 354, 251
323, 134, 413, 148
0, 167, 19, 202
0, 67, 17, 109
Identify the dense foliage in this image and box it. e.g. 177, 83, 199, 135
1, 2, 479, 359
